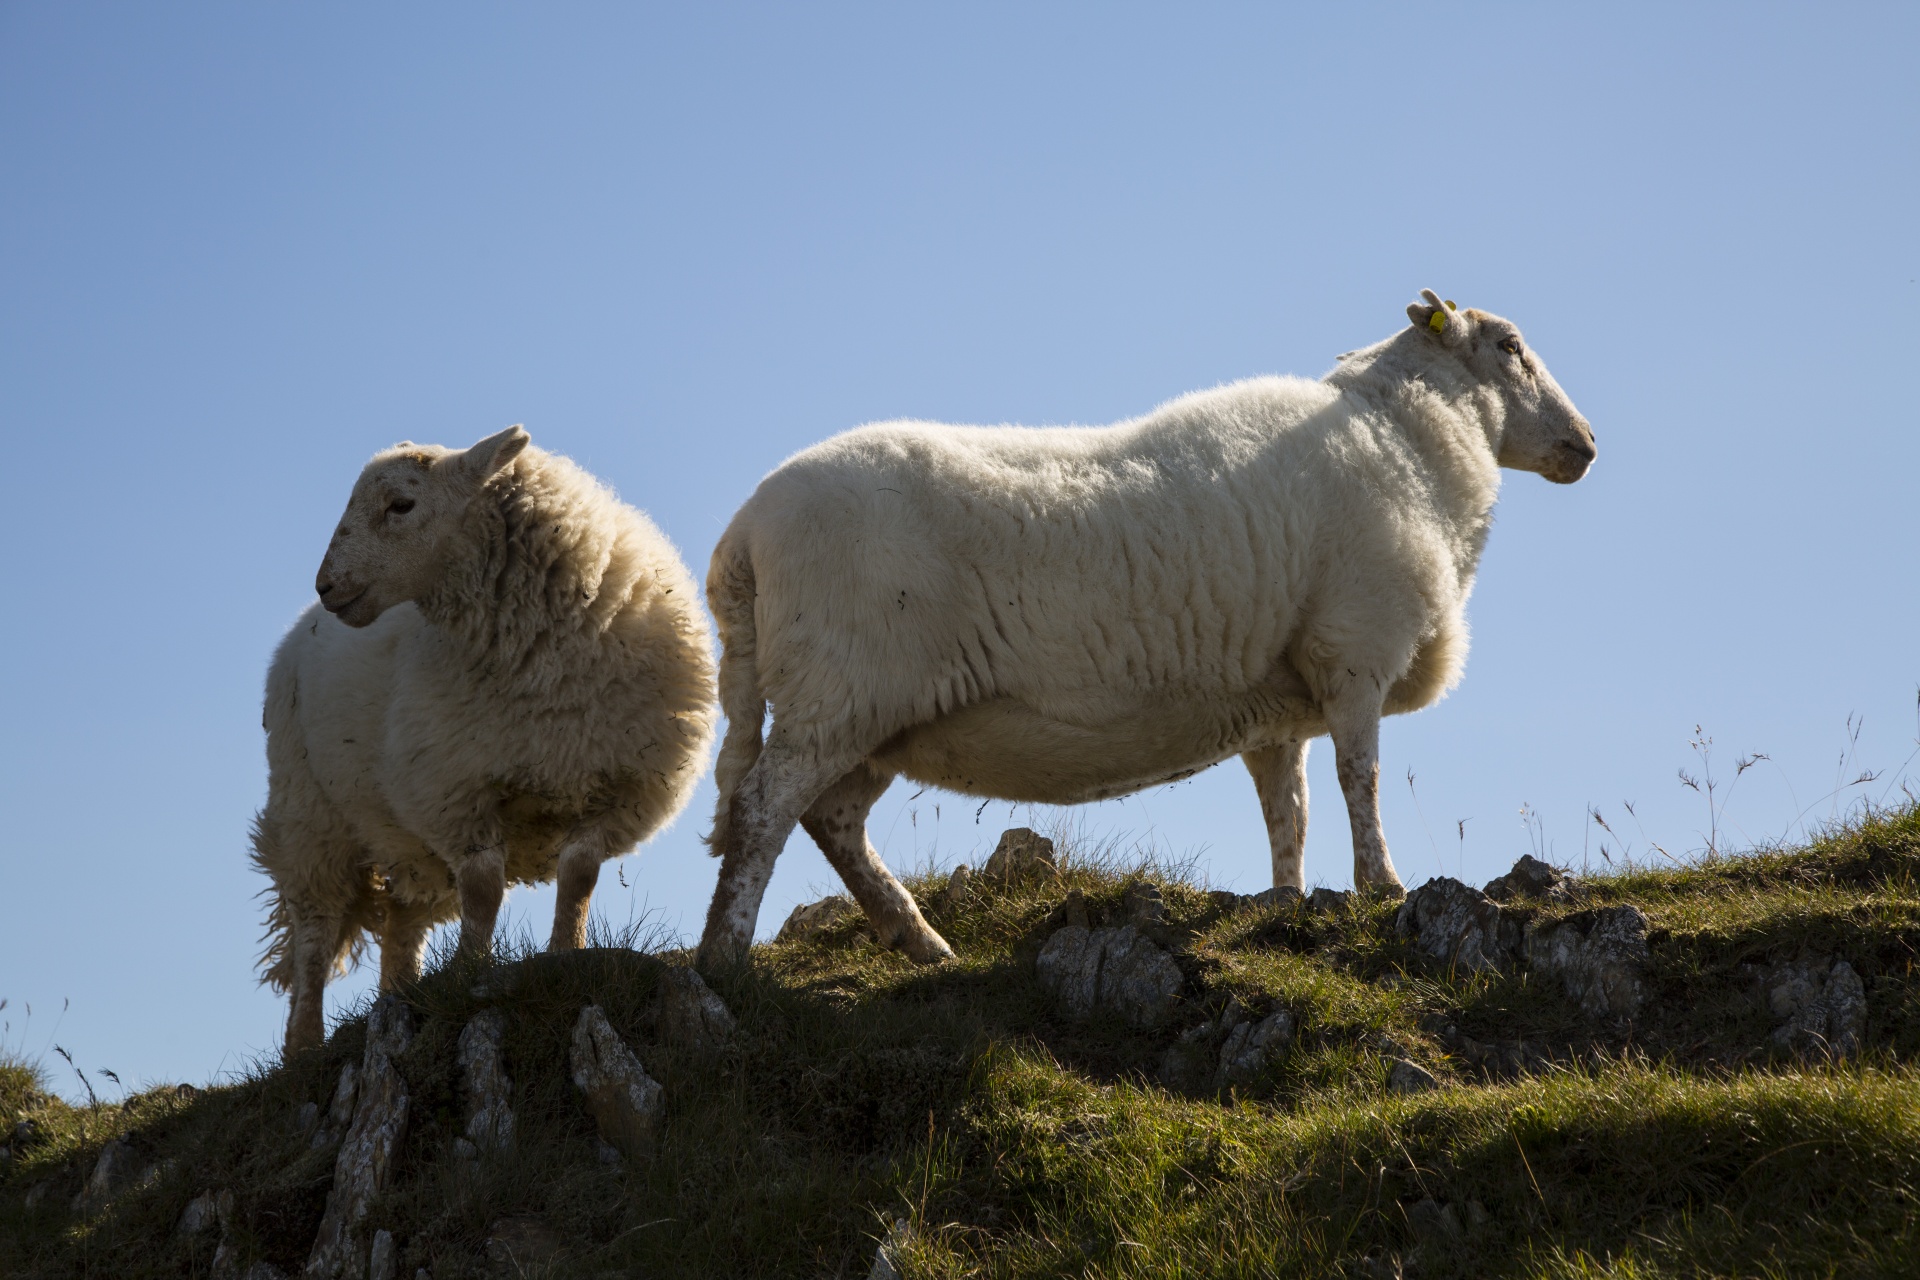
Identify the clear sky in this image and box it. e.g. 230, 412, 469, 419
2, 5, 1915, 1098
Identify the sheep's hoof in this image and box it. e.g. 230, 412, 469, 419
898, 930, 956, 965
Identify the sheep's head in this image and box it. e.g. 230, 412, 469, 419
1406, 290, 1596, 484
314, 425, 530, 627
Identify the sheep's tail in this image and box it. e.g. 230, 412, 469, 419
250, 809, 368, 989
250, 811, 298, 991
704, 532, 765, 858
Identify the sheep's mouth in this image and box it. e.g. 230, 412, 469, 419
322, 590, 366, 617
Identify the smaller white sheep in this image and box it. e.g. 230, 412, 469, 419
254, 427, 716, 1054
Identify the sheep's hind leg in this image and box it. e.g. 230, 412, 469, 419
801, 762, 954, 964
697, 731, 862, 971
285, 910, 349, 1055
1322, 689, 1405, 897
1243, 739, 1309, 891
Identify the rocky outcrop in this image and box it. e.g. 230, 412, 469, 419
306, 997, 414, 1279
455, 1010, 513, 1160
1394, 877, 1514, 975
655, 967, 737, 1056
1524, 906, 1651, 1020
1036, 925, 1183, 1028
569, 1005, 665, 1160
1765, 956, 1866, 1058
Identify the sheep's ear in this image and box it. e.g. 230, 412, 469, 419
1407, 289, 1467, 345
458, 425, 530, 484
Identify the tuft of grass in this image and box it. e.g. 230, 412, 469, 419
3, 806, 1917, 1277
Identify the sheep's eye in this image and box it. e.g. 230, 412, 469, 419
387, 499, 415, 516
1499, 337, 1522, 356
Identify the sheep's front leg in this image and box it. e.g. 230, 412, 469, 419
550, 831, 619, 952
378, 896, 437, 990
1243, 740, 1309, 891
697, 732, 858, 971
801, 762, 954, 964
1322, 690, 1405, 896
454, 825, 508, 960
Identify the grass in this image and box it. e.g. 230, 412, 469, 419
2, 805, 1917, 1278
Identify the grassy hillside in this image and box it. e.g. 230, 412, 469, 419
3, 806, 1917, 1278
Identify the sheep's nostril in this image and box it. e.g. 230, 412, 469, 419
317, 581, 333, 598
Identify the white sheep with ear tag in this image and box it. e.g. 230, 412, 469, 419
695, 291, 1596, 968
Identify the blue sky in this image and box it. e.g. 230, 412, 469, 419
2, 5, 1915, 1097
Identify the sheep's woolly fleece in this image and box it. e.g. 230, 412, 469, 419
254, 443, 716, 996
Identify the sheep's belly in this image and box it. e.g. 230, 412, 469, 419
871, 695, 1313, 805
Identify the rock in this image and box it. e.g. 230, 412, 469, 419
569, 1005, 665, 1159
1035, 925, 1184, 1028
23, 1181, 51, 1210
313, 1062, 361, 1150
306, 996, 414, 1280
73, 1137, 142, 1214
1483, 854, 1577, 904
367, 1231, 397, 1280
13, 1118, 45, 1148
1049, 888, 1092, 930
981, 828, 1057, 882
867, 1218, 910, 1280
178, 1188, 233, 1238
1766, 956, 1867, 1058
776, 895, 856, 943
1217, 1008, 1294, 1086
1387, 1058, 1439, 1094
1120, 881, 1168, 927
242, 1264, 290, 1280
456, 1010, 513, 1156
1525, 905, 1650, 1020
1307, 887, 1351, 914
655, 967, 737, 1055
1250, 886, 1304, 911
936, 864, 972, 910
484, 1216, 563, 1271
295, 1102, 321, 1136
1404, 1197, 1463, 1241
1395, 878, 1512, 975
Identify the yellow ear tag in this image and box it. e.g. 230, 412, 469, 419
1429, 310, 1447, 332
1445, 299, 1457, 310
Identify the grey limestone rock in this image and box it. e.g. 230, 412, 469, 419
776, 895, 856, 942
1404, 1196, 1463, 1241
1217, 1007, 1294, 1086
1525, 905, 1651, 1020
655, 966, 737, 1055
867, 1218, 910, 1280
1307, 887, 1352, 914
1036, 925, 1184, 1027
1387, 1058, 1439, 1094
1395, 877, 1513, 975
981, 828, 1057, 882
178, 1187, 233, 1238
367, 1231, 397, 1280
1766, 956, 1867, 1058
312, 1062, 360, 1150
936, 863, 972, 910
569, 1005, 665, 1159
306, 996, 414, 1280
1483, 854, 1577, 904
73, 1138, 143, 1214
456, 1010, 513, 1156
